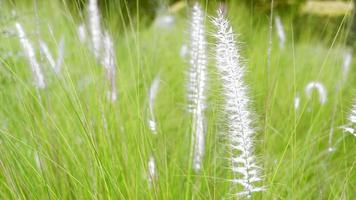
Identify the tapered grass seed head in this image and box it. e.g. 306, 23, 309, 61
212, 10, 265, 198
343, 99, 356, 136
55, 36, 65, 74
294, 92, 301, 110
187, 2, 208, 172
101, 31, 117, 102
147, 156, 157, 185
39, 40, 56, 70
16, 22, 46, 89
341, 49, 352, 84
88, 0, 102, 59
77, 23, 87, 43
40, 37, 65, 74
275, 15, 286, 49
148, 75, 160, 134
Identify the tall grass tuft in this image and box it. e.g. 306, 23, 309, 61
187, 3, 208, 172
212, 9, 265, 198
15, 22, 46, 88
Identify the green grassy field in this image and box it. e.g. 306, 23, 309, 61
0, 1, 355, 199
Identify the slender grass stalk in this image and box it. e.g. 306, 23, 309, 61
187, 3, 208, 172
15, 22, 46, 88
212, 9, 265, 198
88, 0, 102, 59
266, 0, 273, 82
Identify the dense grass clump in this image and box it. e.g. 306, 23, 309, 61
0, 0, 355, 199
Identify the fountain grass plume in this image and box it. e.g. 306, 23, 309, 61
146, 75, 160, 186
187, 2, 208, 172
39, 40, 56, 70
148, 75, 160, 134
88, 0, 102, 59
343, 99, 356, 137
39, 36, 64, 74
77, 23, 87, 43
275, 15, 286, 49
147, 156, 157, 186
101, 31, 117, 102
305, 81, 327, 105
212, 9, 265, 198
16, 22, 46, 89
55, 36, 65, 74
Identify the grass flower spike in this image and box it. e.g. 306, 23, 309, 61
101, 31, 117, 102
39, 40, 56, 70
343, 99, 356, 137
39, 37, 64, 74
148, 75, 160, 134
305, 81, 327, 105
16, 22, 45, 88
77, 23, 87, 43
212, 10, 264, 198
146, 76, 160, 186
88, 0, 102, 59
275, 15, 286, 49
147, 156, 157, 185
187, 3, 208, 172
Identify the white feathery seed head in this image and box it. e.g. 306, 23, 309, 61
187, 2, 208, 172
147, 156, 157, 185
55, 36, 65, 74
342, 99, 356, 137
294, 92, 300, 110
101, 31, 117, 102
180, 44, 189, 58
39, 37, 65, 74
148, 75, 160, 134
16, 22, 46, 89
39, 40, 56, 70
274, 15, 286, 49
212, 9, 265, 198
341, 49, 352, 83
34, 152, 41, 170
88, 0, 102, 59
305, 81, 327, 105
77, 23, 87, 43
154, 15, 175, 29
101, 31, 115, 70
